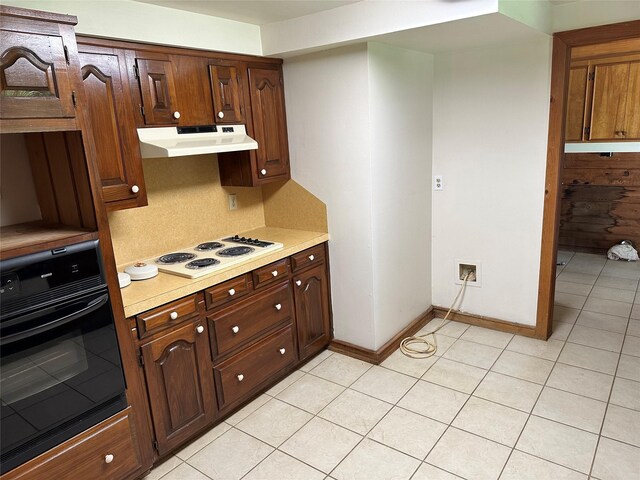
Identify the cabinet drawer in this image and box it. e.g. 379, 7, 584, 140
3, 408, 141, 480
252, 258, 289, 289
136, 295, 198, 338
214, 324, 296, 409
209, 281, 293, 356
204, 274, 252, 310
291, 244, 325, 272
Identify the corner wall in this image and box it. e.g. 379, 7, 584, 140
431, 36, 552, 326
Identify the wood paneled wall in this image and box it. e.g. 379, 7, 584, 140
559, 152, 640, 252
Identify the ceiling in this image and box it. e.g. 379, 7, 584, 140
133, 0, 361, 25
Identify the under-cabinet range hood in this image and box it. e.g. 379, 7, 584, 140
565, 142, 640, 154
137, 125, 258, 158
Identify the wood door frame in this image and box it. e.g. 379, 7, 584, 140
536, 20, 640, 339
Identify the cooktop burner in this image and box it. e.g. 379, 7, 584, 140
157, 252, 196, 264
216, 246, 255, 257
196, 242, 224, 251
185, 258, 220, 269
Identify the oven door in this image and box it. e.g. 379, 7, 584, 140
0, 289, 127, 474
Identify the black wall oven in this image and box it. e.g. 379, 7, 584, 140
0, 240, 127, 474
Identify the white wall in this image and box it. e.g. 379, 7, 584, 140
368, 43, 434, 349
283, 45, 376, 348
431, 36, 552, 326
3, 0, 261, 55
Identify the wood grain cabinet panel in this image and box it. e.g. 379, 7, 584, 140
141, 319, 216, 455
293, 262, 332, 361
565, 66, 589, 141
78, 45, 147, 210
134, 57, 179, 125
590, 61, 631, 140
209, 63, 244, 123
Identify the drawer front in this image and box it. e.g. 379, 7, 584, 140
3, 408, 141, 480
291, 244, 325, 272
136, 294, 198, 338
209, 281, 293, 356
214, 324, 296, 409
205, 274, 252, 310
252, 258, 290, 289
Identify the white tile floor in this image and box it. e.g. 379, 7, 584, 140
146, 251, 640, 480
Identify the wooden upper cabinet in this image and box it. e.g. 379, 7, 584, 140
134, 56, 180, 125
589, 61, 631, 140
248, 66, 290, 181
565, 66, 589, 141
622, 60, 640, 139
209, 64, 244, 124
78, 44, 147, 210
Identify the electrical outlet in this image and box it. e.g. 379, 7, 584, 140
454, 259, 482, 287
228, 194, 237, 210
434, 175, 443, 190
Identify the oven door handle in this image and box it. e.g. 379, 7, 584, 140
0, 293, 109, 346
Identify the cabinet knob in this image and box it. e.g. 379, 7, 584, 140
170, 311, 178, 320
308, 255, 315, 261
237, 374, 244, 382
232, 325, 240, 334
279, 348, 286, 355
104, 454, 114, 464
271, 270, 278, 277
173, 111, 181, 119
275, 303, 282, 310
218, 111, 225, 119
131, 184, 140, 194
260, 169, 267, 176
196, 325, 204, 334
228, 288, 236, 296
295, 280, 302, 287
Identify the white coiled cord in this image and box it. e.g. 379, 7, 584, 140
400, 273, 471, 358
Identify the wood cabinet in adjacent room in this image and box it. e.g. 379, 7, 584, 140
77, 43, 147, 210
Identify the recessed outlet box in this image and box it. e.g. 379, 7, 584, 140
454, 259, 482, 287
228, 194, 237, 210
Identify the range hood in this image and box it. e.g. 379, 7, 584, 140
137, 125, 258, 158
565, 142, 640, 154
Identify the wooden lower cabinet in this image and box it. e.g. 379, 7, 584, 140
2, 408, 142, 480
140, 318, 217, 455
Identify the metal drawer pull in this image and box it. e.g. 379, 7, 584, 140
295, 280, 302, 287
232, 325, 240, 334
196, 325, 204, 334
105, 454, 114, 464
279, 348, 286, 355
271, 270, 278, 277
308, 255, 315, 261
275, 303, 282, 310
228, 288, 236, 296
170, 311, 178, 320
237, 374, 244, 382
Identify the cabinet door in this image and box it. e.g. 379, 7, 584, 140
565, 66, 589, 142
141, 319, 216, 454
293, 263, 331, 361
210, 64, 244, 124
78, 47, 146, 210
590, 61, 630, 140
135, 57, 179, 125
248, 66, 290, 181
623, 60, 640, 140
0, 30, 75, 119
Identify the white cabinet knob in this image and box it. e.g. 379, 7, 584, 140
279, 348, 286, 355
196, 325, 204, 334
275, 303, 282, 311
131, 184, 140, 194
218, 111, 224, 119
237, 374, 244, 382
271, 270, 278, 277
260, 169, 267, 176
295, 280, 302, 287
170, 311, 178, 320
308, 255, 315, 261
228, 288, 236, 296
232, 325, 240, 334
104, 454, 114, 464
173, 111, 181, 119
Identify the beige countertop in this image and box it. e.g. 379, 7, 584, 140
118, 226, 329, 317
